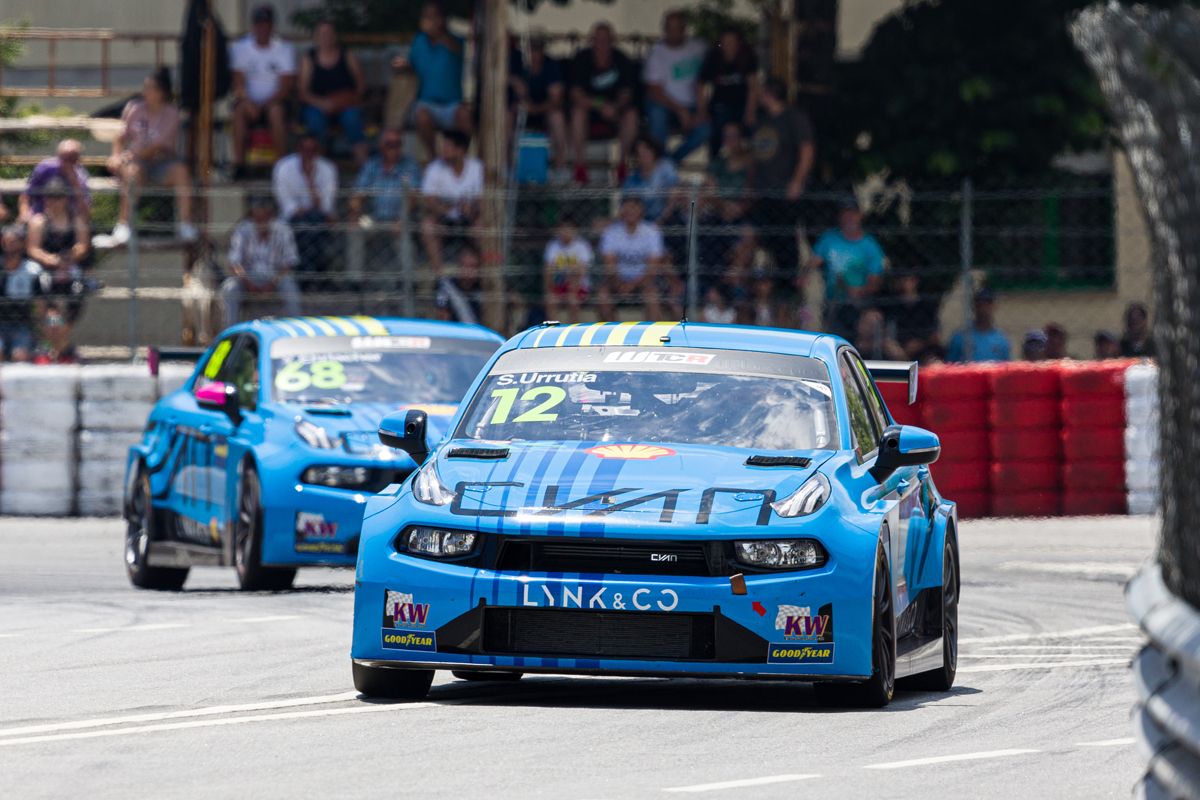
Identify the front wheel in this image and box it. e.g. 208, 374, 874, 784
899, 535, 958, 692
353, 662, 434, 700
125, 470, 189, 591
815, 544, 895, 708
234, 466, 296, 591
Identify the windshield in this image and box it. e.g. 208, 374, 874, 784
455, 347, 838, 450
269, 335, 496, 404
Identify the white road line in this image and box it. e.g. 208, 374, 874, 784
0, 691, 358, 738
663, 775, 821, 793
0, 633, 21, 638
960, 654, 1131, 659
228, 615, 303, 624
0, 702, 434, 748
960, 624, 1137, 645
864, 749, 1040, 770
999, 560, 1139, 578
957, 659, 1128, 673
1076, 738, 1136, 748
71, 623, 189, 634
974, 645, 1136, 652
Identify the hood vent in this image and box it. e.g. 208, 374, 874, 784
305, 407, 351, 417
745, 454, 812, 468
448, 447, 511, 460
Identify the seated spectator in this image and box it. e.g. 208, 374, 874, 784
644, 10, 709, 163
569, 22, 639, 185
623, 135, 679, 224
105, 68, 197, 245
26, 178, 91, 362
350, 128, 422, 229
299, 19, 368, 167
854, 307, 906, 360
1022, 329, 1047, 361
1044, 322, 1071, 359
881, 270, 940, 359
435, 242, 483, 324
596, 196, 671, 321
514, 35, 568, 180
806, 197, 885, 339
395, 1, 471, 161
0, 225, 44, 363
749, 78, 814, 277
20, 139, 91, 223
697, 122, 756, 281
542, 220, 594, 324
229, 4, 296, 179
947, 289, 1011, 362
699, 27, 758, 159
1094, 329, 1120, 360
702, 284, 736, 324
1120, 301, 1155, 358
272, 131, 338, 291
220, 196, 302, 326
420, 130, 483, 276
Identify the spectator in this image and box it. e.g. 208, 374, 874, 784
644, 10, 709, 162
298, 20, 368, 167
698, 27, 758, 159
272, 131, 337, 291
229, 3, 296, 179
854, 307, 906, 360
25, 178, 90, 363
749, 78, 814, 277
20, 139, 91, 222
420, 130, 483, 276
221, 196, 302, 326
947, 289, 1011, 362
1044, 322, 1071, 359
1094, 329, 1120, 360
697, 121, 756, 283
569, 22, 639, 185
1022, 329, 1048, 361
1120, 301, 1155, 358
806, 197, 885, 339
542, 220, 594, 324
596, 195, 670, 320
514, 35, 568, 180
623, 135, 679, 223
435, 242, 483, 324
395, 1, 471, 161
881, 270, 939, 359
105, 68, 197, 246
702, 284, 736, 324
350, 128, 422, 228
0, 225, 44, 363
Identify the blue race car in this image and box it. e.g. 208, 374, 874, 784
350, 321, 959, 707
123, 316, 502, 591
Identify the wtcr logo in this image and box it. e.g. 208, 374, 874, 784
386, 591, 430, 627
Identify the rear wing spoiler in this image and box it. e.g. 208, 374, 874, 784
865, 360, 919, 405
148, 346, 206, 377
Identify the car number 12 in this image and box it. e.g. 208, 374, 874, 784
489, 386, 565, 423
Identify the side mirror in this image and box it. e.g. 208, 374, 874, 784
379, 409, 429, 465
195, 381, 240, 421
870, 424, 940, 482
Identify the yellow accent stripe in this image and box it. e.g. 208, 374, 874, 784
554, 323, 580, 347
532, 326, 556, 347
353, 315, 390, 336
579, 322, 604, 347
290, 318, 317, 336
273, 320, 300, 336
637, 321, 676, 346
305, 317, 338, 336
326, 316, 359, 335
604, 321, 639, 346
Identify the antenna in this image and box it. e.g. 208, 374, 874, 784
685, 198, 699, 320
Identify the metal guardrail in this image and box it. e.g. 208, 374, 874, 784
1127, 561, 1200, 799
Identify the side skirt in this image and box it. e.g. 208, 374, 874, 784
146, 540, 224, 568
895, 634, 944, 679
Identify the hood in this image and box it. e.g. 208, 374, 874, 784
430, 440, 834, 533
295, 402, 458, 456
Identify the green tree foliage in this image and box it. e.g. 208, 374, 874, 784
293, 0, 611, 34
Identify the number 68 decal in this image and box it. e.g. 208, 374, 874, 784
488, 386, 565, 423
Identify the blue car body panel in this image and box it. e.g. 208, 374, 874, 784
125, 316, 503, 570
351, 321, 956, 681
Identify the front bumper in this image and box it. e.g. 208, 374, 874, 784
261, 483, 377, 566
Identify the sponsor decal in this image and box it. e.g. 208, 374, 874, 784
351, 335, 431, 350
496, 372, 597, 386
521, 583, 679, 611
381, 630, 437, 651
585, 444, 676, 460
385, 590, 430, 627
295, 541, 348, 555
295, 512, 349, 554
603, 351, 714, 365
767, 643, 835, 664
774, 603, 835, 643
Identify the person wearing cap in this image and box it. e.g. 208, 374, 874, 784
20, 139, 91, 222
420, 129, 483, 277
806, 196, 885, 340
221, 196, 302, 326
947, 288, 1011, 362
25, 176, 92, 363
272, 131, 338, 291
229, 3, 297, 178
597, 195, 672, 321
1022, 329, 1047, 361
1094, 329, 1120, 360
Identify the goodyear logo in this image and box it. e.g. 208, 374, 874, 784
767, 643, 835, 664
381, 629, 436, 652
585, 444, 677, 460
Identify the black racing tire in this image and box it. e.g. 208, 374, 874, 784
451, 670, 524, 682
234, 465, 297, 591
899, 535, 959, 692
125, 469, 189, 591
814, 544, 896, 708
353, 662, 435, 700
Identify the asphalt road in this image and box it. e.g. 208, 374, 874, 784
0, 516, 1153, 799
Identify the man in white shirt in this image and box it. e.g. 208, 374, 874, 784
229, 4, 296, 177
220, 196, 302, 326
419, 130, 483, 276
542, 220, 594, 323
644, 10, 709, 163
272, 131, 337, 290
597, 195, 673, 321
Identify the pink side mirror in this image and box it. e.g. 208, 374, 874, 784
195, 381, 231, 409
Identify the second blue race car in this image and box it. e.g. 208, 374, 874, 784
123, 316, 502, 591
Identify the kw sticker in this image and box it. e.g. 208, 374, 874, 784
774, 603, 835, 643
384, 590, 430, 628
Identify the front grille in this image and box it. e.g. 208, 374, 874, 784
482, 607, 715, 660
495, 538, 717, 576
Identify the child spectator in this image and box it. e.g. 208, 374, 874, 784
623, 135, 679, 223
807, 197, 885, 339
20, 139, 91, 222
542, 221, 594, 324
25, 177, 90, 362
1120, 301, 1155, 358
396, 1, 471, 161
947, 289, 1011, 362
597, 196, 671, 320
105, 68, 197, 245
569, 22, 639, 185
699, 28, 759, 159
272, 131, 338, 291
749, 78, 815, 276
299, 20, 368, 167
229, 4, 296, 178
1094, 329, 1120, 360
436, 242, 483, 324
0, 225, 44, 363
515, 35, 568, 180
420, 130, 483, 277
221, 196, 302, 326
1022, 329, 1048, 361
644, 10, 709, 162
881, 270, 940, 359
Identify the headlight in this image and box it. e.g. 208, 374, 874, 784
771, 473, 831, 518
401, 526, 478, 558
295, 419, 341, 449
734, 539, 825, 569
301, 465, 374, 488
411, 461, 455, 506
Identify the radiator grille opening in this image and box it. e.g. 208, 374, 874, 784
482, 607, 716, 660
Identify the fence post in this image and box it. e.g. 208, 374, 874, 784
686, 185, 700, 320
959, 177, 974, 361
127, 180, 140, 361
399, 188, 415, 317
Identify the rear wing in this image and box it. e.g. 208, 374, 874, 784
148, 346, 206, 377
865, 360, 919, 405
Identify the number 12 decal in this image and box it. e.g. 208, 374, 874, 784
489, 386, 566, 423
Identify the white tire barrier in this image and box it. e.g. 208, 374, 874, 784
1125, 363, 1159, 516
